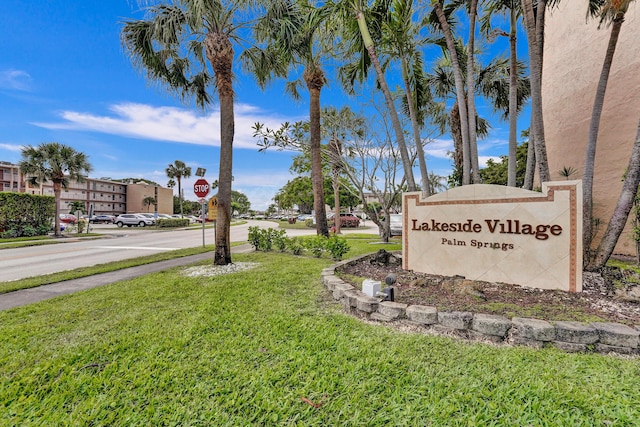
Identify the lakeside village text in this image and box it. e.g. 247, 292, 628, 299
411, 218, 564, 252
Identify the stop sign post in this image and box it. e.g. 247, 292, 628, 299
194, 179, 210, 248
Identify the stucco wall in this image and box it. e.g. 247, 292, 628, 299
542, 2, 640, 256
126, 183, 173, 214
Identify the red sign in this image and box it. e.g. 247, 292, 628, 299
193, 179, 210, 198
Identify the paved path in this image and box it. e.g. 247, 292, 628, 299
0, 244, 254, 312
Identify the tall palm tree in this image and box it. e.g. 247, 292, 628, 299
588, 120, 640, 270
582, 0, 635, 260
521, 0, 551, 184
428, 1, 473, 184
427, 49, 530, 185
382, 0, 431, 196
466, 0, 481, 184
243, 0, 331, 236
334, 0, 417, 191
122, 0, 257, 265
19, 142, 92, 237
165, 160, 192, 218
481, 0, 522, 187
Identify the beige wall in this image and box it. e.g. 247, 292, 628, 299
542, 2, 640, 256
126, 183, 173, 214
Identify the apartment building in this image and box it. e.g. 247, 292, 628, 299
0, 161, 24, 193
1, 161, 173, 216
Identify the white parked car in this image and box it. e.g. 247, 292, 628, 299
114, 214, 155, 227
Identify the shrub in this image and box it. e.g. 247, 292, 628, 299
156, 218, 190, 228
286, 237, 304, 255
248, 226, 261, 249
304, 236, 325, 258
304, 218, 314, 228
272, 229, 288, 252
325, 235, 350, 260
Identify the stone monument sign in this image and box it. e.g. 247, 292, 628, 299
402, 181, 582, 292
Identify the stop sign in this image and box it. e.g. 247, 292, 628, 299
193, 179, 210, 198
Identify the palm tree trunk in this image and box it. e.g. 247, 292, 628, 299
467, 0, 481, 183
206, 32, 234, 265
433, 1, 472, 185
355, 7, 416, 191
401, 58, 430, 196
522, 0, 550, 184
508, 7, 518, 187
53, 182, 62, 237
587, 120, 640, 271
306, 69, 330, 237
450, 102, 463, 184
583, 15, 624, 262
177, 177, 183, 217
215, 90, 234, 265
524, 124, 536, 190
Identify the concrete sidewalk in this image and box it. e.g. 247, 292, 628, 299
0, 244, 254, 312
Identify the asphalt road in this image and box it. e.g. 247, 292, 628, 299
0, 220, 376, 282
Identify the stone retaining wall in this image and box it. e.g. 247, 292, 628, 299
322, 257, 640, 356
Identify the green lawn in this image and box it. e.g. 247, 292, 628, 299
1, 240, 639, 425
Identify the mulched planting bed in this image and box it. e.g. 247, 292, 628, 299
337, 251, 640, 325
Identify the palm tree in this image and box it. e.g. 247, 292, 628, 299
166, 160, 192, 218
521, 0, 551, 184
481, 0, 522, 187
243, 0, 332, 236
143, 196, 157, 213
382, 0, 431, 196
122, 0, 257, 265
19, 142, 92, 237
583, 0, 635, 261
334, 0, 417, 191
427, 50, 530, 186
428, 1, 473, 185
68, 200, 86, 216
588, 120, 640, 271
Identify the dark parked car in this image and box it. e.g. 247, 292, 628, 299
91, 215, 115, 224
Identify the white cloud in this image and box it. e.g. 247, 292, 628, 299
0, 143, 23, 152
0, 69, 32, 91
424, 138, 454, 160
479, 156, 502, 168
33, 102, 301, 150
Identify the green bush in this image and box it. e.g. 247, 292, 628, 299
0, 193, 55, 237
304, 218, 314, 228
286, 237, 304, 255
156, 218, 190, 228
272, 228, 288, 252
304, 236, 326, 258
248, 226, 261, 249
325, 235, 350, 260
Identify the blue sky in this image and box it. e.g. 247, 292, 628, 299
0, 1, 522, 210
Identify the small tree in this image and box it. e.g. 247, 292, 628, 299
143, 196, 157, 213
166, 160, 191, 218
19, 142, 92, 237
